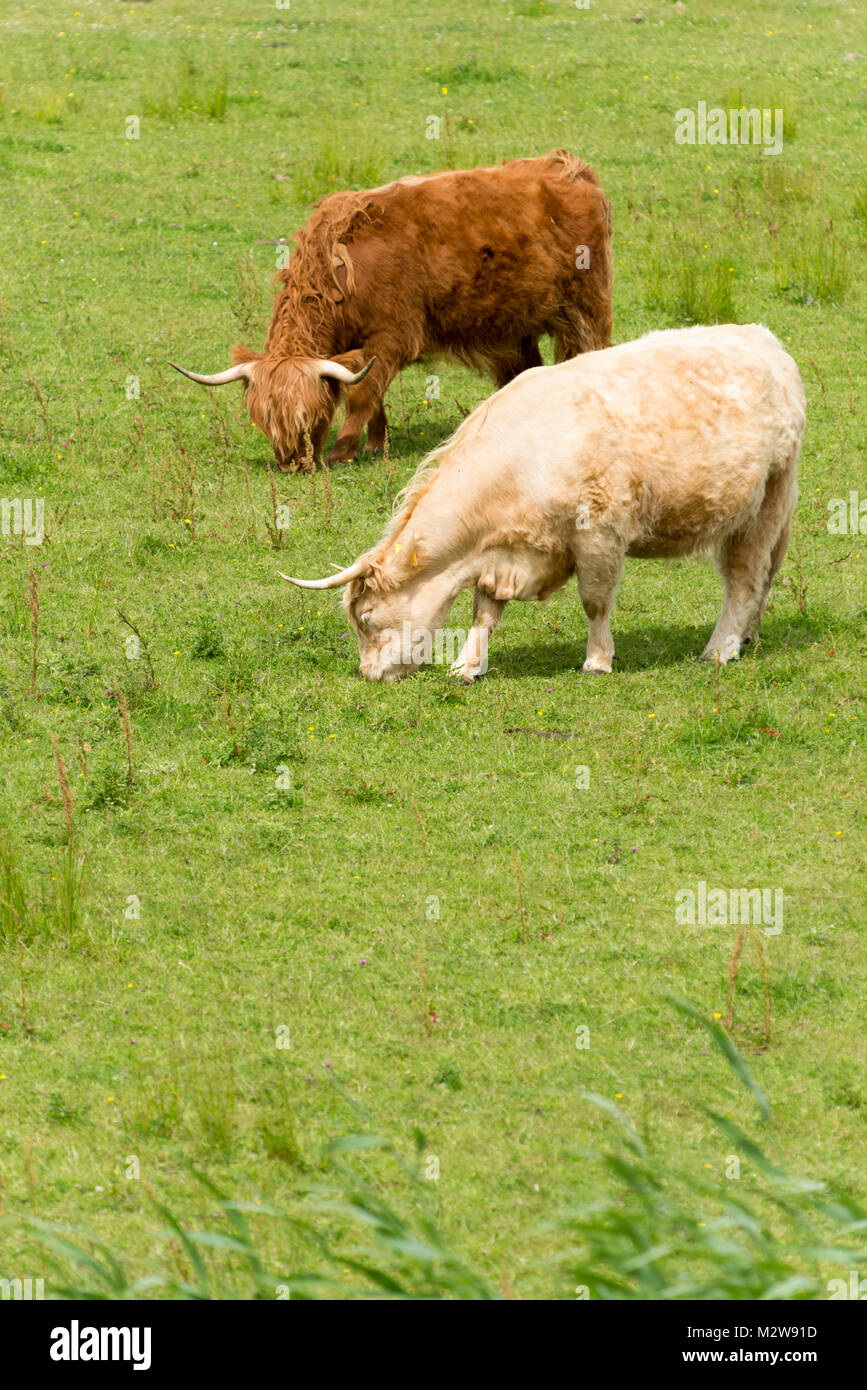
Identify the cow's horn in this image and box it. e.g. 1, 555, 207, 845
168, 361, 253, 386
313, 357, 376, 386
278, 556, 370, 590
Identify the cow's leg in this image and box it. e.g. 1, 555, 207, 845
327, 396, 380, 465
703, 466, 797, 662
554, 307, 611, 361
576, 542, 623, 674
554, 330, 588, 363
703, 537, 771, 664
555, 280, 613, 359
363, 404, 389, 456
309, 416, 331, 463
490, 337, 544, 390
449, 588, 505, 683
748, 511, 791, 639
326, 355, 394, 466
516, 336, 544, 375
702, 547, 764, 665
743, 467, 797, 641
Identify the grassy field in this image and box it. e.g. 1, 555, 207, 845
0, 0, 865, 1299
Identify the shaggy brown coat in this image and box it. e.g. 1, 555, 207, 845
173, 151, 613, 468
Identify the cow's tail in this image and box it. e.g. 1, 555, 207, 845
547, 148, 612, 241
546, 148, 600, 186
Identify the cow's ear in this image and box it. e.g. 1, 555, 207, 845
374, 533, 424, 589
233, 344, 264, 367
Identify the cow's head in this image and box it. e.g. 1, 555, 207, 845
169, 353, 374, 469
279, 558, 436, 682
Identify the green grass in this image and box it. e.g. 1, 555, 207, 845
645, 246, 738, 324
774, 224, 850, 306
291, 140, 388, 208
0, 0, 865, 1300
142, 55, 229, 123
22, 1019, 867, 1299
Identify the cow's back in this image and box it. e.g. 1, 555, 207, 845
320, 153, 612, 357
416, 325, 804, 560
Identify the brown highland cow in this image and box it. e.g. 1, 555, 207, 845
170, 150, 613, 468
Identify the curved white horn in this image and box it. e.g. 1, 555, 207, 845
168, 360, 253, 386
278, 557, 370, 590
313, 357, 376, 386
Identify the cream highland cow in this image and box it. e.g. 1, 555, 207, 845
282, 325, 805, 682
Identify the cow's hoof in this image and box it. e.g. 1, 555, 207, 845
582, 661, 611, 675
700, 646, 739, 665
451, 663, 481, 684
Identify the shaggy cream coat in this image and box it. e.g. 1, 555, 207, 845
284, 325, 806, 682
